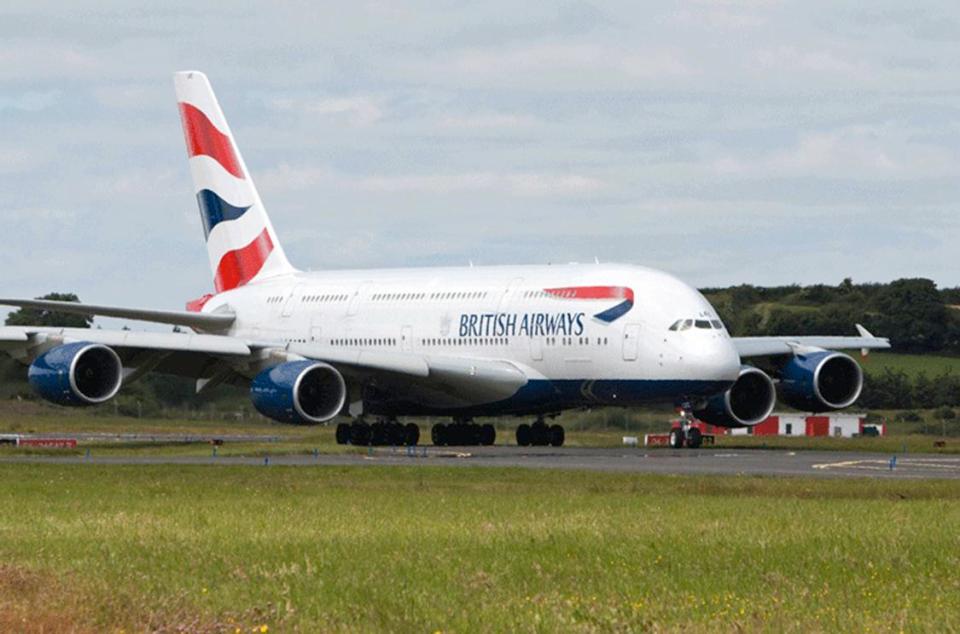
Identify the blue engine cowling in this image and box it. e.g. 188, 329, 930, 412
28, 342, 123, 406
694, 365, 776, 428
250, 360, 347, 424
778, 350, 863, 412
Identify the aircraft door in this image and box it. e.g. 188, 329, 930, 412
530, 336, 543, 361
281, 285, 302, 318
497, 277, 524, 313
622, 324, 641, 361
348, 282, 371, 316
401, 325, 412, 352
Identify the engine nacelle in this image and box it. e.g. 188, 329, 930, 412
250, 360, 347, 424
778, 350, 863, 412
28, 342, 123, 406
694, 365, 776, 428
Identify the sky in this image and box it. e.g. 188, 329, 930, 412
3, 1, 960, 325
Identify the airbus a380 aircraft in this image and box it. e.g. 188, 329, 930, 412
0, 71, 890, 449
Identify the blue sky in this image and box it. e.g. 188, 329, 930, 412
3, 1, 960, 324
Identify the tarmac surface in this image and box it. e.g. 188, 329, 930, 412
3, 445, 960, 479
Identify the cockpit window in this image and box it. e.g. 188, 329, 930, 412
670, 318, 723, 331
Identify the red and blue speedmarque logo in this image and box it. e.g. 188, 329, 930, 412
544, 286, 635, 323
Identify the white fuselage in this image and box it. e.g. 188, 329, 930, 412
203, 262, 742, 416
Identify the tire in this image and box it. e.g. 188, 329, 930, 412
351, 421, 370, 446
532, 423, 549, 446
371, 422, 388, 446
404, 423, 420, 446
669, 428, 685, 449
480, 424, 496, 446
431, 424, 446, 447
686, 427, 703, 449
516, 423, 531, 447
335, 423, 350, 445
549, 424, 565, 447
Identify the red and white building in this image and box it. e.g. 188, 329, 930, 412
643, 413, 885, 446
728, 413, 884, 438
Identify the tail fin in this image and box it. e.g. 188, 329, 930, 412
174, 70, 296, 293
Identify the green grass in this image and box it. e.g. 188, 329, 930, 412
0, 465, 958, 632
861, 351, 960, 377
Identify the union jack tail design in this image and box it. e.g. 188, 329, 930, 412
174, 71, 296, 293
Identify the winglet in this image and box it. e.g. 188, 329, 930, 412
855, 323, 874, 357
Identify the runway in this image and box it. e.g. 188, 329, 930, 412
2, 446, 960, 479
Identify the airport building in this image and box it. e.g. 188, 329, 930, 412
644, 413, 884, 446
732, 413, 883, 438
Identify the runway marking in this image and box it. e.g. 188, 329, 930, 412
813, 457, 960, 473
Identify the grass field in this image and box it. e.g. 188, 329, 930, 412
861, 351, 960, 377
0, 465, 958, 632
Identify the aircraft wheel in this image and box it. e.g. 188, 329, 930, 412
431, 423, 446, 446
531, 422, 549, 446
480, 424, 496, 446
351, 421, 370, 446
469, 423, 483, 446
549, 424, 565, 447
516, 424, 531, 447
686, 427, 703, 449
335, 423, 350, 445
669, 428, 685, 449
404, 423, 420, 446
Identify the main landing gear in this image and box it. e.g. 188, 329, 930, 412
516, 417, 565, 447
431, 420, 496, 447
336, 418, 420, 446
669, 408, 703, 449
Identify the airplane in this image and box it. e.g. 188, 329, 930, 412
0, 71, 890, 449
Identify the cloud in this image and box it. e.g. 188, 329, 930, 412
438, 112, 540, 130
0, 90, 60, 112
712, 126, 960, 181
268, 96, 384, 126
358, 171, 605, 197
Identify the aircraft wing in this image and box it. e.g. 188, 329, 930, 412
0, 327, 529, 405
0, 298, 234, 330
732, 324, 890, 358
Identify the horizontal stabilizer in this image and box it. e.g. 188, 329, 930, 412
0, 298, 234, 331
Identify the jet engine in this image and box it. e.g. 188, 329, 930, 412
778, 350, 863, 412
694, 365, 776, 428
28, 342, 123, 406
250, 360, 347, 424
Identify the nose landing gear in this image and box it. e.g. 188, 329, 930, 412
670, 407, 703, 449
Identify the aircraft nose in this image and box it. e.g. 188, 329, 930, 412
686, 337, 741, 382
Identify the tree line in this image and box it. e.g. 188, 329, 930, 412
702, 278, 960, 353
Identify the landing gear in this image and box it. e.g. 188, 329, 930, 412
431, 420, 496, 446
336, 418, 420, 446
669, 406, 703, 449
686, 427, 703, 449
516, 418, 565, 447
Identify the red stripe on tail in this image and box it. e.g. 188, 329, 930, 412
214, 228, 274, 292
178, 102, 245, 179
